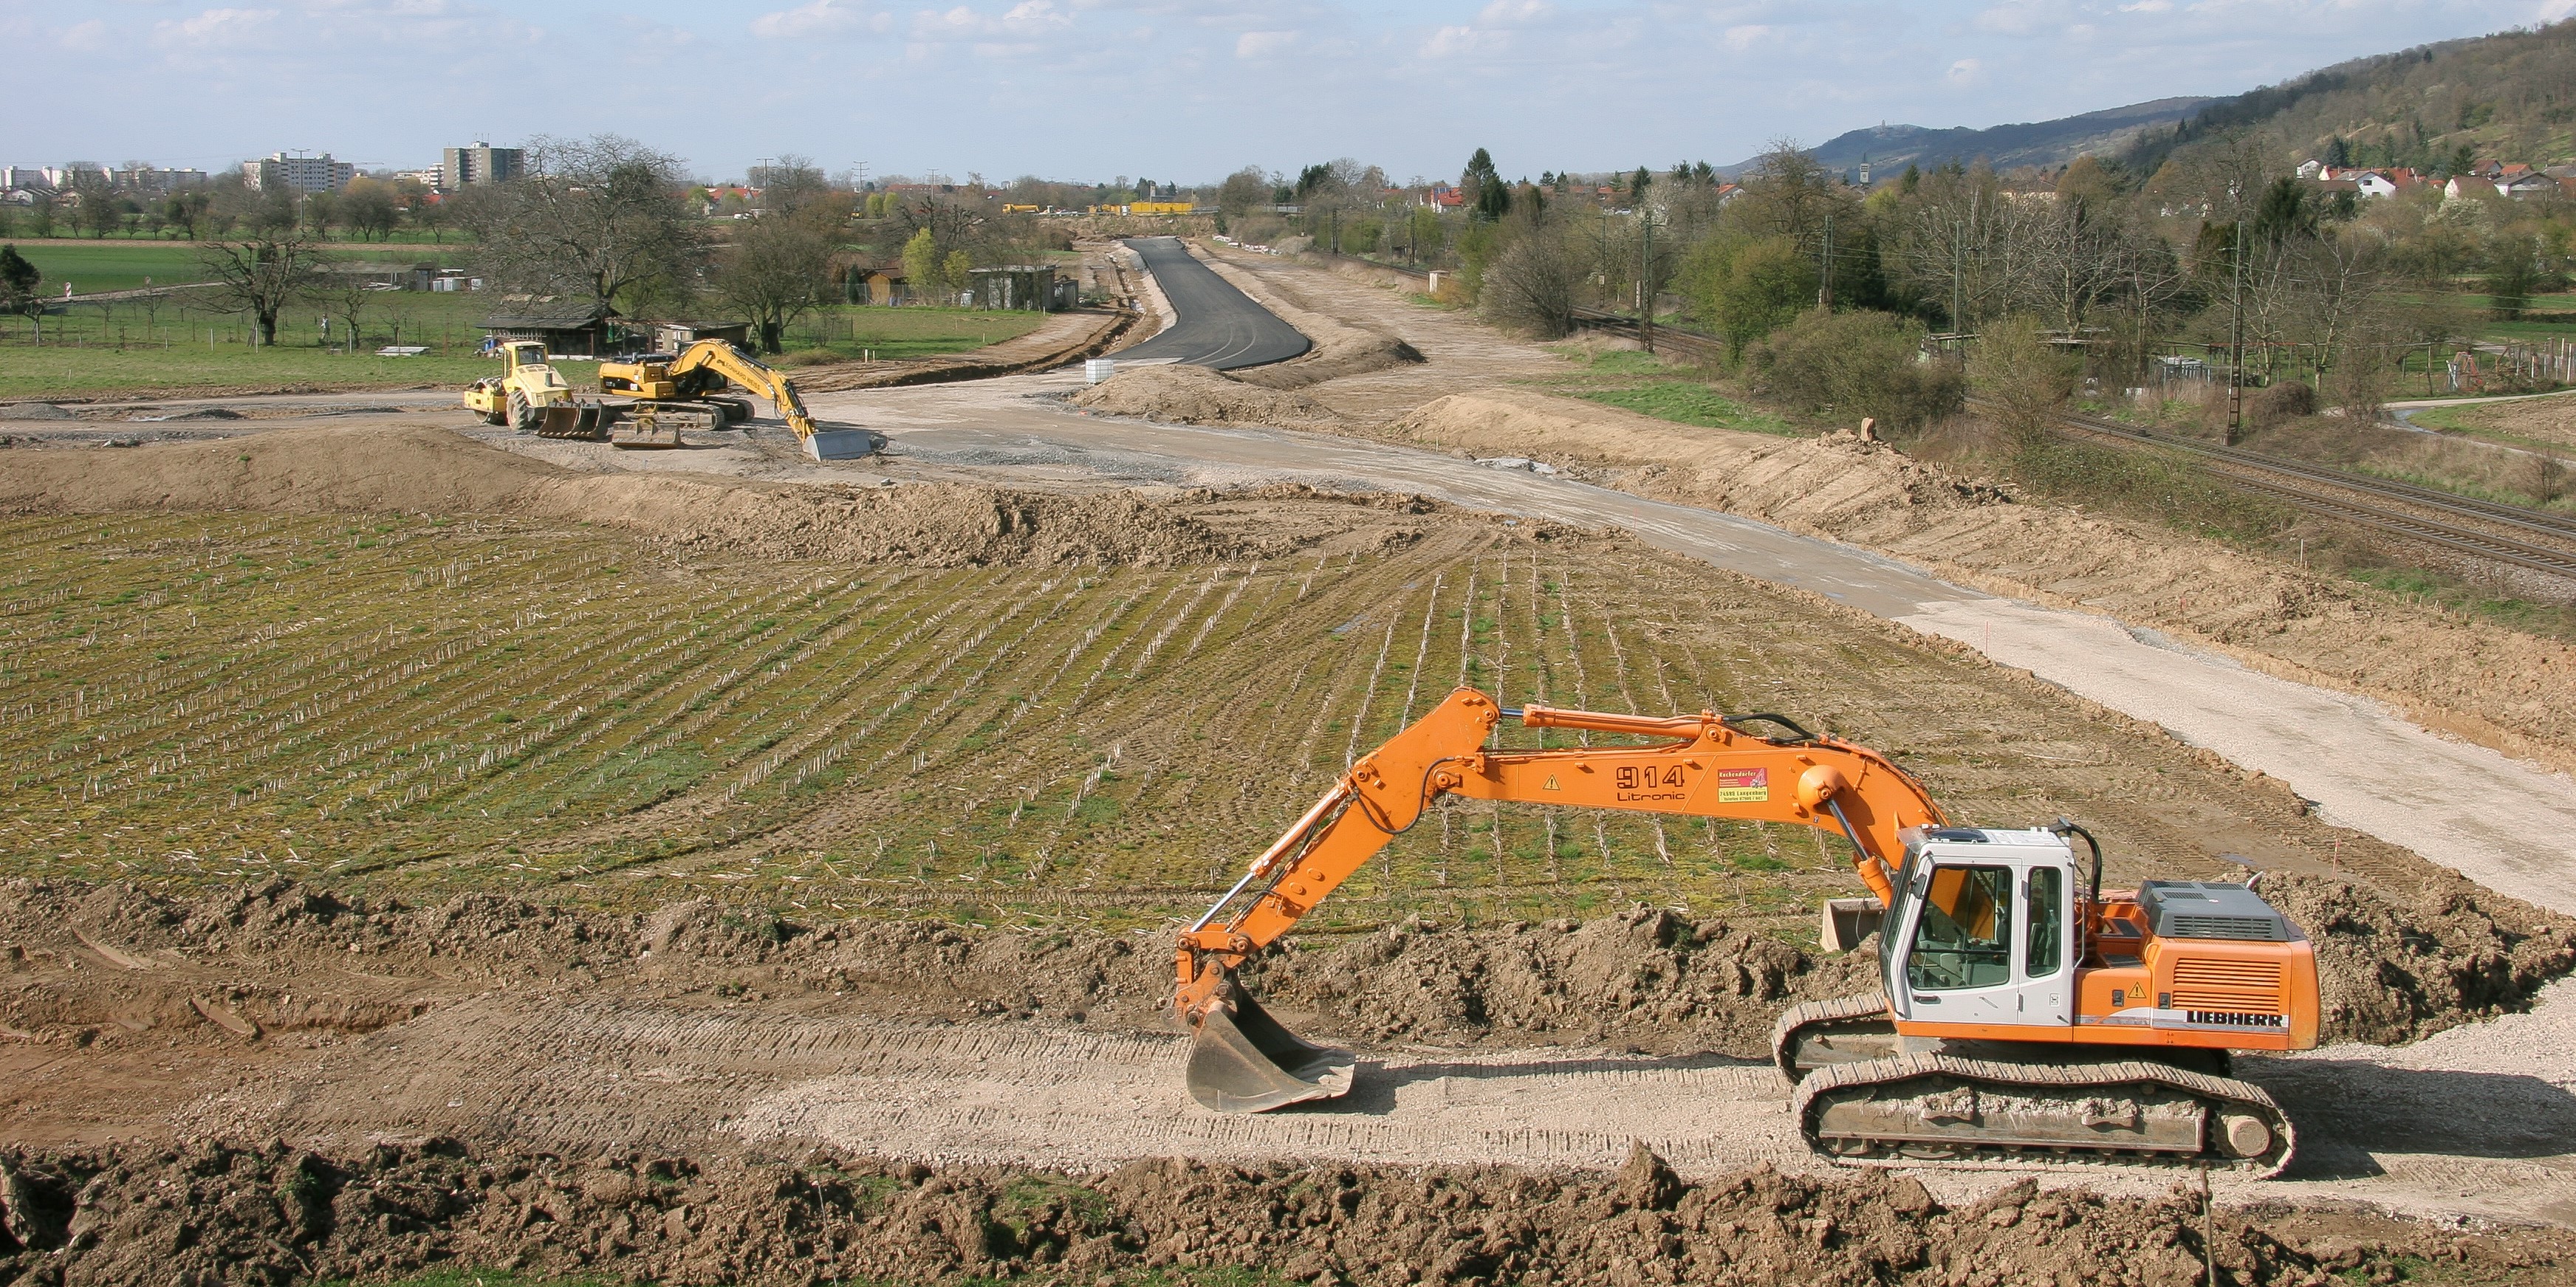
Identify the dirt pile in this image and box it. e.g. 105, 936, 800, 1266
1072, 363, 1340, 425
0, 1139, 2559, 1286
1377, 391, 2576, 771
2254, 870, 2576, 1044
1250, 905, 1865, 1057
12, 879, 2559, 1060
0, 422, 1405, 567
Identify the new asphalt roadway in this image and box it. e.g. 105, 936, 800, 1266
1113, 236, 1312, 370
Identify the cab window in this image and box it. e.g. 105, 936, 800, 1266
1906, 864, 2012, 991
2025, 866, 2062, 979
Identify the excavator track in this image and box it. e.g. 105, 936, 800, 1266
1789, 1051, 2296, 1178
1772, 992, 1900, 1081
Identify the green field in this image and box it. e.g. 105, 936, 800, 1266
5, 241, 476, 295
1532, 346, 1795, 436
0, 294, 1049, 400
0, 512, 1902, 929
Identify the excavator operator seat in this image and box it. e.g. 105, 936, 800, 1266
1883, 828, 2079, 1029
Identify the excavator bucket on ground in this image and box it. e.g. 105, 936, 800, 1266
804, 428, 875, 462
609, 418, 687, 449
1185, 983, 1354, 1113
534, 402, 609, 441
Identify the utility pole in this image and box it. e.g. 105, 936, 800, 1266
1639, 205, 1656, 353
1950, 219, 1964, 333
2227, 188, 2247, 447
1818, 213, 1835, 309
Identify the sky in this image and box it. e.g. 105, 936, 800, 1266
6, 0, 2572, 186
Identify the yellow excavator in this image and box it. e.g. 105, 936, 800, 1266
1177, 690, 2318, 1177
597, 340, 870, 460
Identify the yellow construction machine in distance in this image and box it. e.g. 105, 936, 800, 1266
462, 340, 609, 437
597, 340, 870, 460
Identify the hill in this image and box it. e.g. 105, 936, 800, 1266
1727, 97, 2212, 176
2122, 20, 2576, 175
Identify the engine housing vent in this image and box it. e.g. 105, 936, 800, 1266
2137, 880, 2292, 941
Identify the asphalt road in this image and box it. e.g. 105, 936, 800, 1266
1114, 237, 1312, 370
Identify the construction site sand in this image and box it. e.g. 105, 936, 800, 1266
1, 878, 2571, 1248
0, 419, 1442, 569
1072, 363, 1340, 425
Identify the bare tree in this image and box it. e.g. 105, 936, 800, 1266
1481, 225, 1580, 337
199, 230, 324, 346
715, 156, 849, 351
461, 134, 705, 313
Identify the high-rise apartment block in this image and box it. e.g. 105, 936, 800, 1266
244, 152, 354, 193
440, 143, 524, 191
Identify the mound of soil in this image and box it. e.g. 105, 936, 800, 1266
0, 402, 73, 421
1377, 391, 2576, 774
0, 1138, 2558, 1286
0, 422, 1445, 568
6, 878, 2563, 1057
1248, 905, 1857, 1057
1072, 363, 1339, 425
2254, 870, 2576, 1044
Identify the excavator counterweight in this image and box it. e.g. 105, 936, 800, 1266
1176, 688, 2319, 1177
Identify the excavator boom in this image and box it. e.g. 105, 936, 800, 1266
1174, 687, 1947, 1108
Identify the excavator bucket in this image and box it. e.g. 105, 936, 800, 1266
804, 428, 874, 462
535, 402, 607, 441
610, 416, 686, 450
1185, 986, 1355, 1113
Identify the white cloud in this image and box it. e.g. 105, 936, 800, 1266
752, 0, 886, 38
1420, 23, 1508, 58
1476, 0, 1550, 24
1947, 55, 1984, 83
1721, 23, 1773, 50
1236, 29, 1298, 58
161, 7, 284, 47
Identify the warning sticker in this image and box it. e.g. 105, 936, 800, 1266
1716, 767, 1770, 803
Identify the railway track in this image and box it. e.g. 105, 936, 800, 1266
2037, 406, 2576, 581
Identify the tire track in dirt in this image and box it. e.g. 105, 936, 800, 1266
173, 985, 2576, 1226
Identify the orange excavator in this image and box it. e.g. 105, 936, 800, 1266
1176, 689, 2318, 1176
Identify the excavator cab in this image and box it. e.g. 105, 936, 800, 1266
1880, 828, 2077, 1030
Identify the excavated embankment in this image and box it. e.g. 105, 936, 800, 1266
2, 1138, 2565, 1286
4, 878, 2566, 1061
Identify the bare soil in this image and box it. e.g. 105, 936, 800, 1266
1072, 363, 1341, 426
7, 1137, 2570, 1286
1372, 392, 2576, 777
0, 420, 1441, 568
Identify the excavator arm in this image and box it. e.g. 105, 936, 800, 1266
1174, 687, 1947, 1110
666, 340, 821, 442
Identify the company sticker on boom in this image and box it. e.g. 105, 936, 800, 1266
1716, 766, 1769, 803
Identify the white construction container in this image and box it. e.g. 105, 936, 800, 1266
1084, 359, 1117, 385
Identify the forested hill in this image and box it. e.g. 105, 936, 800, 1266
1762, 98, 2212, 175
2123, 21, 2576, 174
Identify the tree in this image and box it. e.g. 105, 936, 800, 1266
1481, 226, 1579, 337
460, 134, 705, 313
199, 230, 323, 346
901, 227, 942, 301
1679, 232, 1815, 357
1217, 167, 1271, 217
164, 191, 212, 240
0, 244, 41, 341
1464, 148, 1509, 222
1970, 313, 2079, 447
942, 250, 973, 302
318, 272, 374, 352
342, 178, 400, 241
713, 156, 849, 351
1749, 308, 1962, 430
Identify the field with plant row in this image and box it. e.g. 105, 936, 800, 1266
0, 510, 2085, 937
